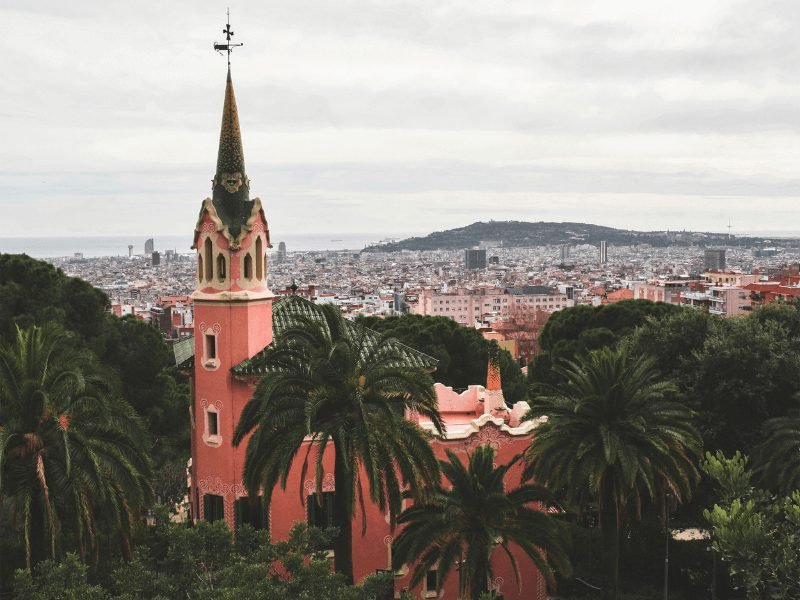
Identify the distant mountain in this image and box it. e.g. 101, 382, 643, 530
362, 221, 795, 252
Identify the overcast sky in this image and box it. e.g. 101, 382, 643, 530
2, 0, 800, 239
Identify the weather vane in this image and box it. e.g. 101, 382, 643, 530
214, 9, 243, 65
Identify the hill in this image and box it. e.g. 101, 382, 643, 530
362, 221, 791, 252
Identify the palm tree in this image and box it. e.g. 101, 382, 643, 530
233, 303, 444, 583
754, 413, 800, 494
0, 324, 152, 567
524, 347, 701, 600
391, 445, 571, 600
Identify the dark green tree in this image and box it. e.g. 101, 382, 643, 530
0, 324, 152, 568
392, 445, 571, 600
524, 347, 702, 600
0, 254, 108, 343
358, 313, 527, 403
529, 300, 680, 386
233, 305, 443, 583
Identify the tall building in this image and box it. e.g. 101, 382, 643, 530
151, 251, 161, 266
128, 244, 134, 258
464, 248, 487, 270
144, 238, 154, 255
175, 44, 549, 600
705, 248, 726, 271
559, 244, 570, 263
277, 241, 287, 262
600, 240, 608, 264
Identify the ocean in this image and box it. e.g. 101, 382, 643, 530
0, 233, 414, 258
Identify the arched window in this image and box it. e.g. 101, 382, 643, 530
216, 254, 226, 281
255, 237, 263, 280
243, 253, 253, 280
198, 255, 204, 283
204, 238, 213, 281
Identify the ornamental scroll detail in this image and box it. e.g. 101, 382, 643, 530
304, 473, 335, 494
199, 322, 221, 335
198, 476, 230, 497
200, 399, 223, 411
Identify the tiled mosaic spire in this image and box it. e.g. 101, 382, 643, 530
487, 341, 502, 391
211, 66, 253, 240
216, 66, 246, 177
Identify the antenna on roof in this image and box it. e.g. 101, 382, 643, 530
213, 8, 243, 66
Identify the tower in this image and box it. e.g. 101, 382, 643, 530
704, 248, 726, 271
189, 31, 273, 527
600, 240, 608, 264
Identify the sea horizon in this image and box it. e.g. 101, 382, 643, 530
0, 232, 420, 259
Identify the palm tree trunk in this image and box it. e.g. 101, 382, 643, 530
333, 443, 354, 584
600, 483, 620, 600
472, 568, 489, 600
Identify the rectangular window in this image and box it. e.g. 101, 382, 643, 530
235, 496, 268, 531
425, 569, 438, 593
203, 494, 224, 522
207, 411, 219, 436
307, 491, 337, 529
205, 334, 217, 359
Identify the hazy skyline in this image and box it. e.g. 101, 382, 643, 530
2, 0, 800, 239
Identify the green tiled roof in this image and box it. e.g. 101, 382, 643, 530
172, 336, 195, 369
173, 295, 438, 376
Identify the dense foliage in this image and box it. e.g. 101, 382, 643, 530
358, 313, 528, 403
702, 451, 800, 599
528, 300, 680, 386
13, 519, 394, 600
0, 255, 188, 595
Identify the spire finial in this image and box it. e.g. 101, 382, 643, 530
214, 8, 243, 66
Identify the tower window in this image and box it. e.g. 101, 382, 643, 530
207, 410, 219, 436
255, 237, 263, 280
198, 255, 204, 283
216, 254, 227, 281
204, 238, 213, 280
205, 334, 217, 360
203, 494, 224, 522
243, 253, 253, 280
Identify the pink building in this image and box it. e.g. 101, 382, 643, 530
176, 65, 550, 600
633, 279, 700, 304
412, 285, 568, 325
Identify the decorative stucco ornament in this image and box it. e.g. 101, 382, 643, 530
220, 171, 243, 193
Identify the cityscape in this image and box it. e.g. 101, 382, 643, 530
3, 2, 800, 600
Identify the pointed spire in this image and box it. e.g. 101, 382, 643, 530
216, 65, 247, 177
211, 66, 253, 241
